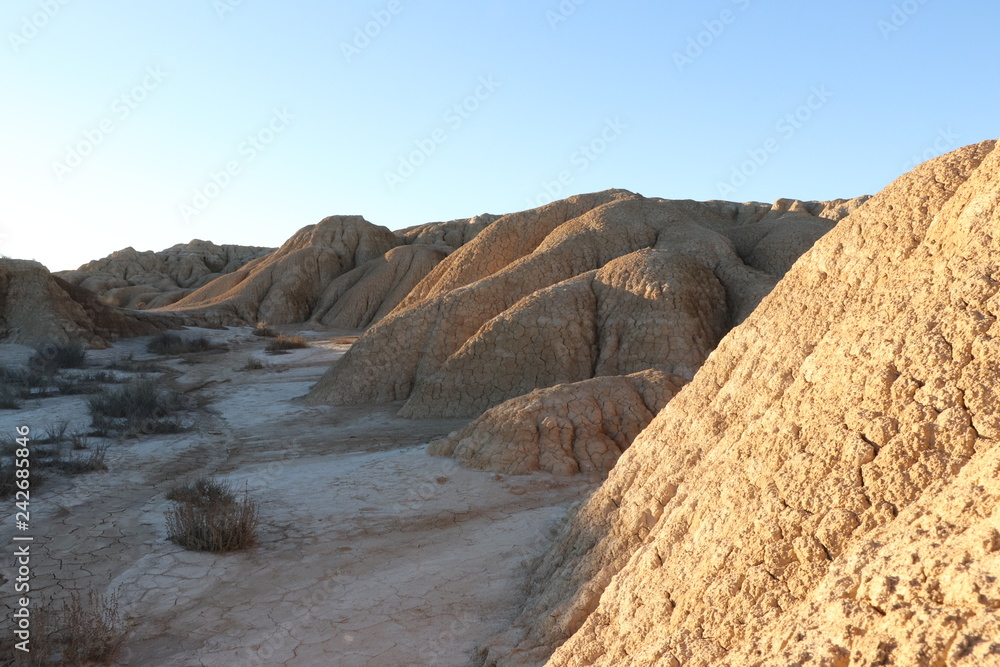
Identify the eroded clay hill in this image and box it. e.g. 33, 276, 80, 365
308, 191, 867, 478
56, 240, 274, 309
0, 259, 172, 348
146, 214, 499, 328
481, 140, 1000, 666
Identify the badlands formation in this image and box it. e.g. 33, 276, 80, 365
2, 140, 997, 664
309, 190, 867, 476
481, 140, 1000, 665
56, 240, 274, 310
0, 258, 170, 348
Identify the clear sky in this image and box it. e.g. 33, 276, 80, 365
2, 0, 997, 272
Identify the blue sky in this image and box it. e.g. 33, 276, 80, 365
2, 0, 997, 272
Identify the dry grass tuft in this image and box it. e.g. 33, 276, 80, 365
0, 589, 130, 665
146, 331, 216, 356
165, 479, 259, 553
265, 334, 308, 354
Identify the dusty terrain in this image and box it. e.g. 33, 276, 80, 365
0, 328, 593, 665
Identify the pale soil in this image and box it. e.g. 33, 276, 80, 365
0, 328, 594, 666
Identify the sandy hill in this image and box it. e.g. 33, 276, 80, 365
0, 259, 173, 348
308, 191, 868, 475
478, 140, 1000, 665
150, 213, 499, 328
56, 240, 274, 309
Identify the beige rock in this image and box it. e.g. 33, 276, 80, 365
158, 216, 400, 326
56, 240, 274, 309
396, 213, 500, 250
428, 370, 686, 476
484, 140, 1000, 666
0, 259, 172, 348
310, 245, 447, 329
308, 191, 846, 417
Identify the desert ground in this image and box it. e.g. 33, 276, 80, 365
0, 327, 594, 666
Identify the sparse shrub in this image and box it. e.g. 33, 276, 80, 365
252, 321, 277, 338
0, 385, 21, 409
11, 589, 131, 665
106, 354, 160, 374
87, 378, 184, 435
55, 370, 119, 395
265, 334, 308, 354
69, 430, 90, 450
166, 484, 259, 553
166, 477, 235, 507
146, 331, 217, 355
42, 420, 69, 445
0, 464, 17, 499
240, 356, 267, 371
28, 340, 88, 373
4, 365, 58, 399
58, 444, 109, 474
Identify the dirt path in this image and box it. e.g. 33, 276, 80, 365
0, 328, 594, 665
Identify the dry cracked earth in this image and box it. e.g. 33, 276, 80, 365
0, 327, 594, 665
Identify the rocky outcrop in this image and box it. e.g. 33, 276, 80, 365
308, 191, 858, 420
482, 140, 1000, 666
0, 259, 173, 348
396, 213, 501, 250
310, 245, 448, 329
56, 240, 274, 309
427, 370, 686, 476
157, 216, 401, 326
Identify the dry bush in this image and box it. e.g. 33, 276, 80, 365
105, 354, 160, 374
0, 385, 21, 410
58, 444, 109, 475
252, 321, 278, 338
28, 341, 87, 373
265, 334, 308, 354
166, 486, 259, 553
146, 331, 216, 355
1, 590, 129, 665
87, 378, 184, 436
166, 477, 235, 507
240, 356, 268, 371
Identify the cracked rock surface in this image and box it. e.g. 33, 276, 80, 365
484, 140, 1000, 665
56, 240, 275, 310
158, 216, 401, 326
427, 370, 686, 477
309, 190, 862, 478
0, 258, 173, 348
309, 191, 857, 418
